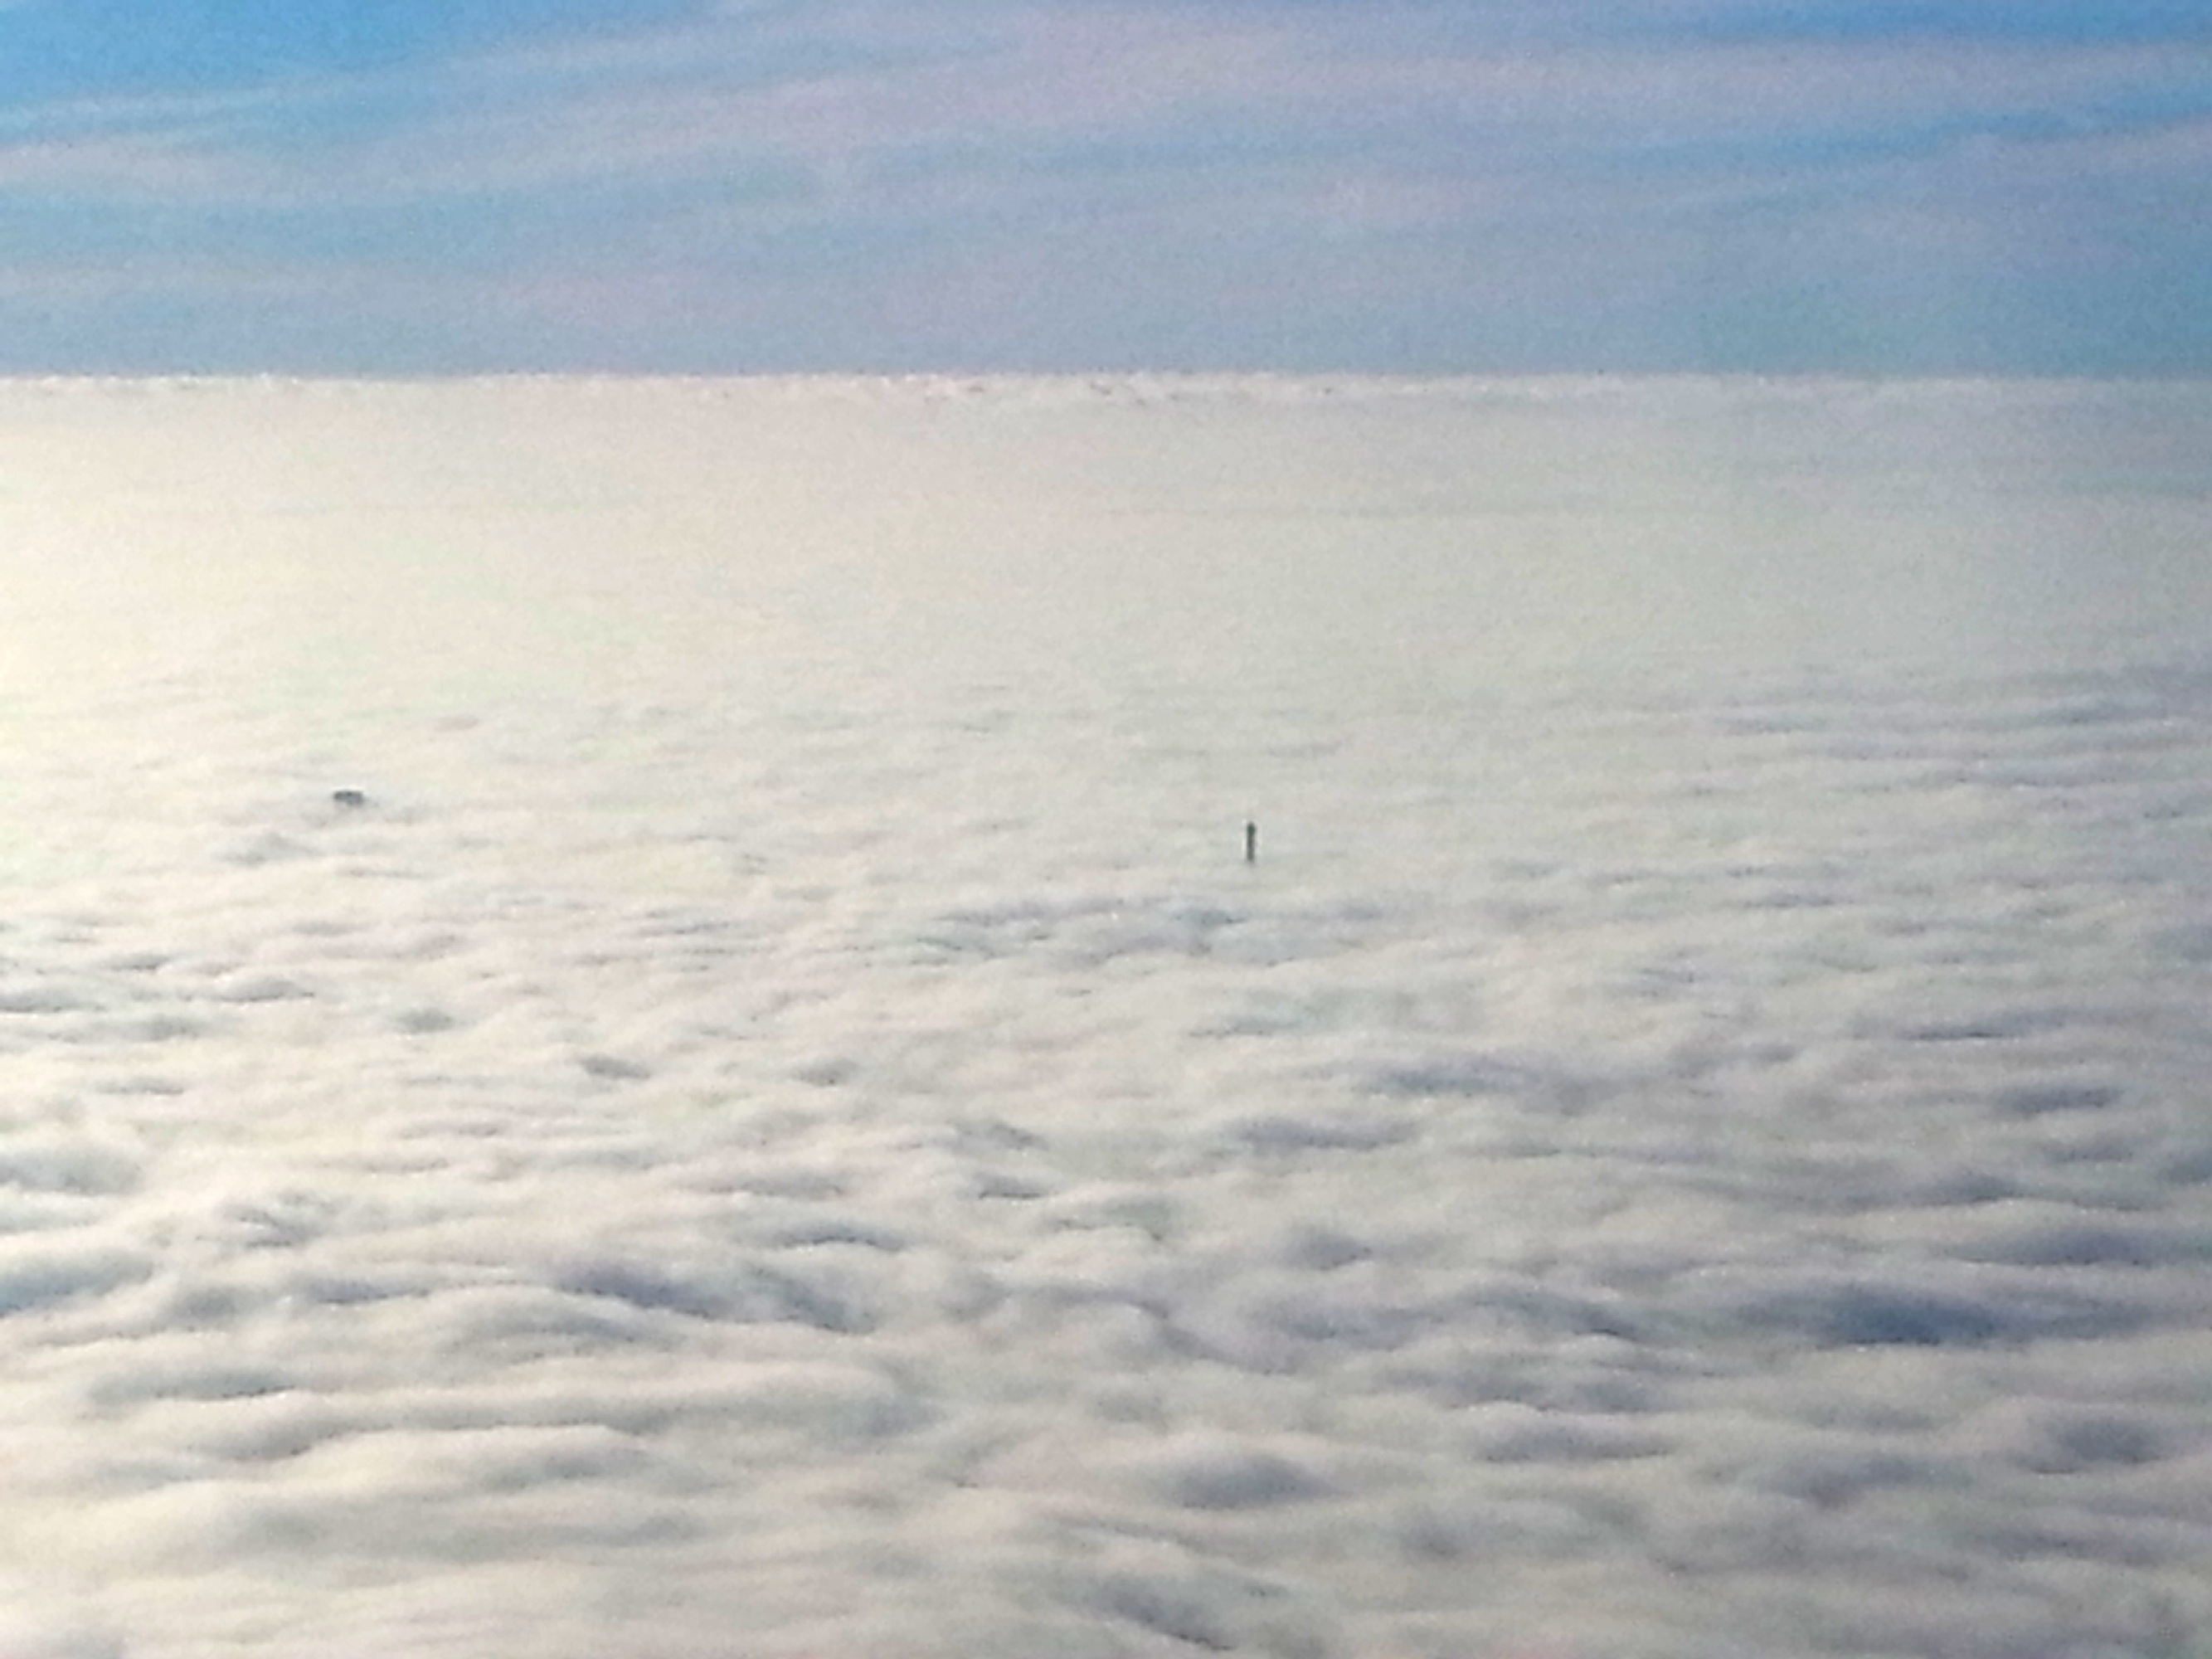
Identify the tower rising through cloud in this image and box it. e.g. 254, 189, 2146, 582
0, 0, 2205, 374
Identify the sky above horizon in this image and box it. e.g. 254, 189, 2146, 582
0, 0, 2208, 376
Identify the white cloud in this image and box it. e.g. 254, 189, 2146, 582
7, 12, 2204, 235
0, 375, 2210, 1655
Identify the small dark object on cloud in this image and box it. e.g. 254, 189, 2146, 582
331, 789, 369, 809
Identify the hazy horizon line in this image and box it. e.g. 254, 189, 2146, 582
7, 365, 2210, 392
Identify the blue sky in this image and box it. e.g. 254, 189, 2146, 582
0, 0, 2206, 373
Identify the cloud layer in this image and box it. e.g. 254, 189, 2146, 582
1, 376, 2210, 1657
